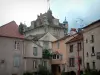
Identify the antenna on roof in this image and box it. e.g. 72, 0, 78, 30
76, 18, 84, 28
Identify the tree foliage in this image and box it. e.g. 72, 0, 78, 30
18, 23, 24, 35
43, 49, 52, 59
38, 65, 52, 75
23, 71, 33, 75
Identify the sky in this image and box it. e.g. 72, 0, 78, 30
0, 0, 100, 29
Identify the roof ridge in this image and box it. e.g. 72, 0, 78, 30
0, 21, 16, 28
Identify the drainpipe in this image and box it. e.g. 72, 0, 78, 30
23, 40, 26, 71
82, 36, 85, 74
77, 44, 80, 75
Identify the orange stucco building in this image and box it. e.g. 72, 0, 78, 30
51, 34, 77, 75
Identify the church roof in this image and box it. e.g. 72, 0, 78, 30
25, 24, 65, 32
0, 21, 24, 39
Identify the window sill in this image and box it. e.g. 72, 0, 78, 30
91, 53, 95, 56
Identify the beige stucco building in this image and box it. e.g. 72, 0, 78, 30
83, 20, 100, 70
66, 34, 84, 75
0, 21, 44, 75
23, 39, 51, 73
0, 21, 24, 75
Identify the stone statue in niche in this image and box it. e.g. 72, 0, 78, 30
42, 15, 49, 25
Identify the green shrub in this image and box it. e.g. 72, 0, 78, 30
84, 69, 100, 75
38, 65, 52, 75
23, 72, 33, 75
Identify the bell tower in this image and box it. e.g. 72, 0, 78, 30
63, 17, 68, 35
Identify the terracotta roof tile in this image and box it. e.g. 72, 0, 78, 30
66, 34, 83, 44
0, 21, 24, 39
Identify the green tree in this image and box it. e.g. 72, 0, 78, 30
38, 65, 52, 75
43, 49, 52, 59
18, 22, 24, 35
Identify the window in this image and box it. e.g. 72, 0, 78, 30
15, 41, 20, 50
14, 56, 20, 67
97, 52, 100, 59
57, 55, 59, 59
52, 54, 60, 59
91, 35, 94, 43
33, 47, 38, 56
33, 60, 37, 69
87, 52, 89, 57
87, 63, 90, 69
78, 42, 82, 51
91, 46, 95, 56
57, 41, 60, 49
53, 54, 56, 59
43, 41, 49, 49
86, 39, 88, 43
0, 60, 5, 64
69, 58, 75, 67
93, 62, 96, 69
42, 61, 47, 67
92, 46, 94, 53
79, 57, 82, 65
70, 45, 73, 52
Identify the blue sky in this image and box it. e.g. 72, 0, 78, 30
51, 0, 100, 29
0, 0, 100, 29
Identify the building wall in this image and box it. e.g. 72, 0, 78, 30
0, 37, 24, 75
52, 35, 75, 72
83, 23, 100, 70
24, 40, 43, 72
24, 40, 42, 58
49, 27, 65, 39
39, 32, 57, 49
25, 27, 45, 37
25, 26, 65, 39
24, 58, 51, 72
52, 40, 66, 64
67, 41, 84, 74
24, 58, 42, 72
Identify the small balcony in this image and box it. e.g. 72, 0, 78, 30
51, 59, 62, 64
50, 51, 63, 64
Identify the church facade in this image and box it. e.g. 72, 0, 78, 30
24, 9, 68, 39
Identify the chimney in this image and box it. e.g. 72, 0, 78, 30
70, 28, 77, 35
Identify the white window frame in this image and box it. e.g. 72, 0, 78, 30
13, 55, 20, 67
33, 47, 38, 56
15, 41, 20, 50
33, 60, 37, 69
